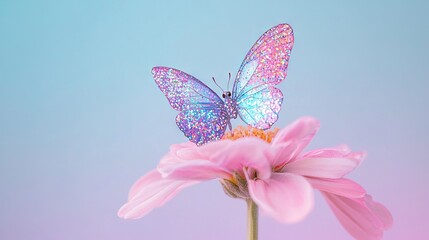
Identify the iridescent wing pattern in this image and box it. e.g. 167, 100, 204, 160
152, 67, 228, 145
232, 23, 294, 129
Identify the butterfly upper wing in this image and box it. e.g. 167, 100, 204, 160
152, 67, 228, 145
232, 23, 294, 129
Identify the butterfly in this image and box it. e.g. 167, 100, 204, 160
152, 23, 294, 146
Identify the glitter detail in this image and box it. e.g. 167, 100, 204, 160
176, 108, 228, 146
233, 23, 294, 129
224, 95, 238, 120
152, 23, 294, 146
152, 67, 229, 146
222, 125, 280, 143
152, 67, 223, 111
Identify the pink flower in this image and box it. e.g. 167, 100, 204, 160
118, 117, 392, 239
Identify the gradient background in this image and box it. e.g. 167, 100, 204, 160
1, 0, 428, 239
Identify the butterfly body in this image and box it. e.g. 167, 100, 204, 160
153, 23, 294, 145
223, 91, 238, 130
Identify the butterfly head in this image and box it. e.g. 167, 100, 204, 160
222, 91, 232, 99
213, 73, 233, 99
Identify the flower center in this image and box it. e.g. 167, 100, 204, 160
222, 125, 279, 143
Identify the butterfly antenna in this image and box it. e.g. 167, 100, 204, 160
212, 77, 225, 92
227, 72, 232, 90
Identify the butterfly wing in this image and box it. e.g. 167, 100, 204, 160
152, 67, 228, 145
232, 23, 294, 129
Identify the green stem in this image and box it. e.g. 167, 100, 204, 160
247, 199, 258, 240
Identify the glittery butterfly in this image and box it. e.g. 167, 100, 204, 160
152, 23, 294, 145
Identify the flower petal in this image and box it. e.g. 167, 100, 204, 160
271, 116, 320, 146
157, 143, 202, 175
210, 138, 272, 180
159, 158, 231, 180
303, 145, 366, 164
169, 142, 198, 157
118, 170, 197, 219
365, 195, 393, 229
302, 145, 351, 158
306, 178, 366, 198
269, 141, 302, 167
157, 153, 232, 180
247, 172, 314, 223
270, 117, 320, 166
157, 141, 232, 180
283, 154, 362, 178
322, 192, 393, 240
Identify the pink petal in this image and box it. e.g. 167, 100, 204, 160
169, 142, 197, 156
157, 151, 226, 180
127, 170, 160, 200
157, 141, 231, 180
158, 158, 231, 180
157, 143, 200, 175
118, 170, 197, 219
269, 141, 303, 167
322, 192, 393, 240
158, 138, 271, 181
197, 139, 235, 164
157, 151, 186, 176
209, 138, 272, 180
306, 178, 366, 198
283, 155, 361, 179
303, 145, 366, 164
247, 172, 314, 223
271, 117, 320, 146
365, 195, 393, 229
270, 117, 320, 166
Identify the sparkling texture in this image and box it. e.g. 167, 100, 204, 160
152, 67, 228, 146
224, 95, 238, 120
233, 23, 294, 129
152, 23, 294, 145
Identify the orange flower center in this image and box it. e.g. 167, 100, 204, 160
222, 125, 280, 143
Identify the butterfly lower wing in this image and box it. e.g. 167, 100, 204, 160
152, 67, 227, 145
176, 107, 228, 146
232, 23, 294, 129
236, 85, 283, 130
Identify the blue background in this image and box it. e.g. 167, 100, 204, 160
1, 0, 428, 239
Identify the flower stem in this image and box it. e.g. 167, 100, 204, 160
246, 199, 258, 240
